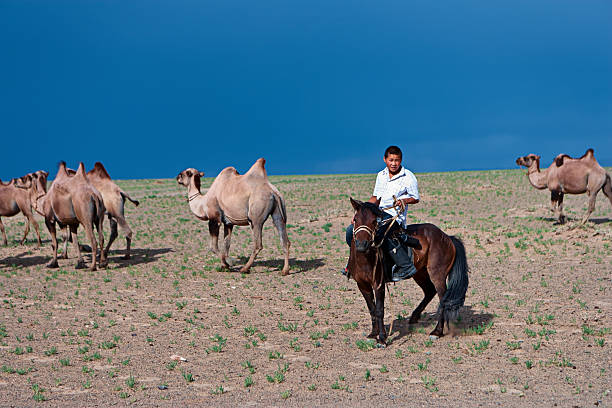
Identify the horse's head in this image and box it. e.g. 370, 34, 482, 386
350, 197, 383, 253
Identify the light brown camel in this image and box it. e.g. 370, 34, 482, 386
516, 148, 612, 224
0, 176, 42, 247
41, 162, 107, 271
65, 163, 140, 259
177, 158, 290, 275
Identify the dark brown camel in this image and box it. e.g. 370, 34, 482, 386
516, 148, 612, 224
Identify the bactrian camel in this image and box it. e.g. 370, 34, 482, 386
0, 176, 42, 247
42, 162, 107, 271
66, 163, 140, 259
177, 158, 290, 275
516, 148, 612, 224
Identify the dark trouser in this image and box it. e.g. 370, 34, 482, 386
345, 220, 416, 280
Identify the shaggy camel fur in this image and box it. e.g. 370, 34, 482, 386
177, 158, 290, 275
516, 149, 612, 224
66, 163, 140, 259
42, 162, 107, 271
0, 176, 42, 247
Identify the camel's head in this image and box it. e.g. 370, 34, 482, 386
34, 170, 49, 193
177, 168, 205, 190
516, 154, 540, 168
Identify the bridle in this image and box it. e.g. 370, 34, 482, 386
351, 196, 406, 289
188, 192, 200, 202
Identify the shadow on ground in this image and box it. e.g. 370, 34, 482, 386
107, 247, 174, 266
387, 305, 495, 345
235, 256, 325, 274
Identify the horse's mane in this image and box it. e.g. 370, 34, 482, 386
361, 202, 384, 217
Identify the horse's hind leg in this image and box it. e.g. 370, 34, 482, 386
409, 273, 436, 324
358, 285, 378, 338
429, 268, 450, 338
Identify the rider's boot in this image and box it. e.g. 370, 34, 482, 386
387, 238, 417, 282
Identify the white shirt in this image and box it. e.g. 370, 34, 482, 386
372, 166, 419, 227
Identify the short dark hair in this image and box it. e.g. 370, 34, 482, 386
384, 145, 402, 159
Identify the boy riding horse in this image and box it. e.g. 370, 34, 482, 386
343, 145, 420, 282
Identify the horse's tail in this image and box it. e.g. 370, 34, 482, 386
439, 236, 469, 322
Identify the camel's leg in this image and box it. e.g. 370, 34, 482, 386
409, 272, 436, 324
602, 175, 612, 208
80, 221, 98, 272
272, 209, 290, 275
208, 219, 220, 255
46, 219, 59, 268
373, 284, 387, 344
358, 283, 378, 339
71, 225, 86, 269
61, 227, 70, 259
241, 221, 264, 273
551, 191, 566, 224
97, 216, 107, 268
581, 191, 598, 225
0, 217, 7, 246
221, 223, 234, 269
115, 216, 133, 260
19, 215, 30, 246
105, 215, 118, 258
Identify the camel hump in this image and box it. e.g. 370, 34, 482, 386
91, 162, 111, 179
76, 162, 87, 178
582, 148, 595, 159
555, 154, 570, 167
245, 158, 267, 178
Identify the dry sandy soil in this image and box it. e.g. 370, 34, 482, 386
0, 168, 610, 407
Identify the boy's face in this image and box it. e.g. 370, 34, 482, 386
384, 154, 402, 174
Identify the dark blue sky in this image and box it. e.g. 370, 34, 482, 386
2, 1, 611, 179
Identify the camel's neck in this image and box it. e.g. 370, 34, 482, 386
33, 191, 46, 217
527, 163, 548, 189
187, 181, 209, 219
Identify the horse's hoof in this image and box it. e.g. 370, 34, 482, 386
367, 333, 377, 339
99, 260, 108, 268
280, 269, 289, 276
75, 261, 87, 270
47, 261, 59, 269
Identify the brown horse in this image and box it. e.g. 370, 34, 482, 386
349, 198, 469, 344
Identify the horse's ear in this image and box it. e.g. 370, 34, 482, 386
350, 197, 362, 211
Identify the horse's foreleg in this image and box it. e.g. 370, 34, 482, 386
241, 222, 263, 273
359, 286, 377, 338
374, 285, 386, 344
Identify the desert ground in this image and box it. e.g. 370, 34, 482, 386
0, 168, 610, 407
